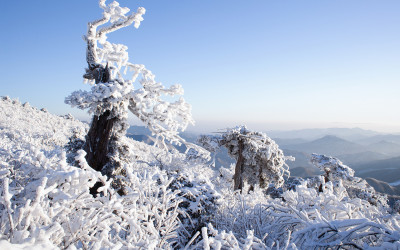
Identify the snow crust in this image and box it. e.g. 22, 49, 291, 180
0, 96, 87, 152
0, 239, 55, 250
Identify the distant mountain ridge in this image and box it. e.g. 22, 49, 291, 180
366, 140, 400, 156
336, 151, 388, 166
272, 138, 309, 146
365, 178, 400, 196
267, 127, 380, 141
282, 135, 366, 156
357, 135, 400, 146
353, 156, 400, 172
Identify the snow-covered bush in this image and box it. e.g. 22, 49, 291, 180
120, 147, 221, 247
282, 180, 399, 248
190, 223, 297, 250
65, 0, 204, 173
0, 152, 182, 248
0, 98, 184, 248
201, 152, 398, 249
209, 177, 400, 249
199, 125, 292, 191
311, 153, 388, 207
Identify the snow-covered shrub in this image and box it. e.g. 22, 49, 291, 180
202, 150, 399, 248
0, 98, 184, 248
199, 125, 292, 191
208, 176, 400, 249
0, 152, 182, 248
123, 148, 221, 247
189, 224, 297, 250
311, 154, 388, 207
280, 180, 400, 248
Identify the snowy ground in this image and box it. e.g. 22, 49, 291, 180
1, 96, 400, 249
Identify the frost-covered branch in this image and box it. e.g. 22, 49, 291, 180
212, 176, 400, 249
1, 178, 14, 236
0, 146, 183, 248
85, 1, 145, 70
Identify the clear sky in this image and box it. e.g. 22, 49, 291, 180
1, 0, 399, 133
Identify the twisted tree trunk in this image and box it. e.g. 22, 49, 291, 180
82, 60, 116, 172
233, 140, 245, 190
80, 5, 146, 172
84, 110, 117, 172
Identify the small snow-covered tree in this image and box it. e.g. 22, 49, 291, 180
311, 153, 388, 206
65, 0, 197, 173
199, 125, 291, 191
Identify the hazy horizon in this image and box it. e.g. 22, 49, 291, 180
126, 116, 400, 134
186, 121, 400, 134
3, 94, 399, 135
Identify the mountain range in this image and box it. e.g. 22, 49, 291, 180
266, 127, 381, 141
282, 135, 366, 156
279, 134, 400, 188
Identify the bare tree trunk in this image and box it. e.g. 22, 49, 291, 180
233, 140, 244, 190
82, 56, 116, 172
84, 110, 117, 172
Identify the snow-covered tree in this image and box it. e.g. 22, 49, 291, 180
199, 126, 292, 191
65, 0, 197, 173
310, 153, 388, 207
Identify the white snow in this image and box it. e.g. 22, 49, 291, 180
0, 239, 56, 250
1, 96, 400, 248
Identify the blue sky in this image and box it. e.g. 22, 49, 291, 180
1, 0, 399, 133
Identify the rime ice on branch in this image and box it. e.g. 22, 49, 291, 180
65, 0, 199, 172
311, 153, 388, 206
199, 125, 292, 191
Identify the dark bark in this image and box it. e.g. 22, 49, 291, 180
82, 60, 115, 172
84, 110, 117, 172
233, 140, 245, 191
83, 63, 110, 84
